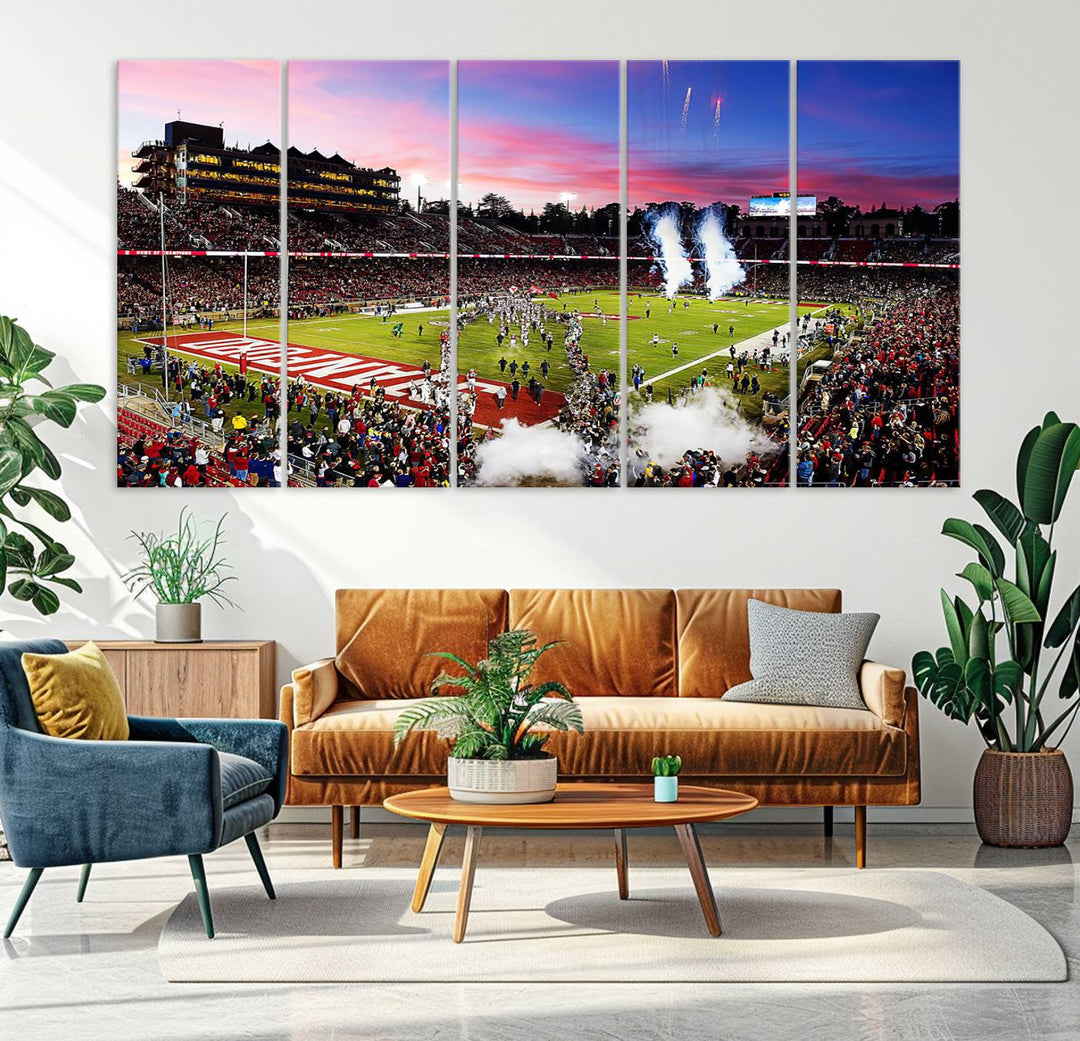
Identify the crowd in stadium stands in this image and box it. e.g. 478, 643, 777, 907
796, 279, 960, 487
286, 334, 452, 487
869, 238, 960, 264
117, 349, 282, 488
118, 185, 279, 252
458, 259, 619, 299
289, 258, 448, 309
119, 185, 619, 258
118, 258, 279, 322
118, 426, 281, 488
629, 441, 788, 488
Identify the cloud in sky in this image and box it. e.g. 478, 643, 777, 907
628, 60, 789, 210
288, 61, 450, 201
797, 61, 960, 210
458, 61, 619, 213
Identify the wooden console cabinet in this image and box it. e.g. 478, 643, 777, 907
64, 640, 276, 719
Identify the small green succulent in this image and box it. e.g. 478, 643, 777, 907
652, 754, 682, 777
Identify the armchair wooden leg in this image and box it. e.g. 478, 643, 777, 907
76, 864, 92, 903
244, 832, 276, 900
350, 806, 361, 839
4, 868, 43, 939
823, 806, 834, 838
332, 805, 344, 869
854, 805, 867, 869
188, 854, 215, 939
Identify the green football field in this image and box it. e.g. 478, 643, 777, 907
116, 290, 837, 434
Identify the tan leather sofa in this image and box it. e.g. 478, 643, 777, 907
280, 589, 920, 867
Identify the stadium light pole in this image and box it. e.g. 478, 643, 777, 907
159, 191, 170, 401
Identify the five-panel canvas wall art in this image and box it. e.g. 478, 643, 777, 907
116, 60, 959, 489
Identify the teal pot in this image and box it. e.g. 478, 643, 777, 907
654, 776, 679, 803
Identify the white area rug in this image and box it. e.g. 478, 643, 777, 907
158, 867, 1066, 983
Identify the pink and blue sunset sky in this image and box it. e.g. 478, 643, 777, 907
117, 60, 279, 188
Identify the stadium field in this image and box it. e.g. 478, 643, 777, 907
115, 289, 837, 433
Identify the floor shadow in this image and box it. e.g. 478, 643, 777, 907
544, 886, 921, 940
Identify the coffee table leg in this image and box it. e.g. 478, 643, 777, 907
614, 829, 629, 899
674, 823, 721, 937
453, 825, 482, 943
411, 823, 448, 913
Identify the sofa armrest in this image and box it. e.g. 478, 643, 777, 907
859, 661, 907, 728
289, 657, 339, 727
128, 716, 288, 814
0, 727, 221, 868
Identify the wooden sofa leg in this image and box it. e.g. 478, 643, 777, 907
350, 806, 361, 839
854, 806, 867, 868
823, 806, 834, 838
332, 805, 344, 869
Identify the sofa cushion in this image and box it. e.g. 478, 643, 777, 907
677, 589, 842, 697
335, 589, 508, 699
722, 599, 879, 711
291, 657, 339, 726
289, 696, 905, 779
508, 589, 677, 697
219, 750, 274, 809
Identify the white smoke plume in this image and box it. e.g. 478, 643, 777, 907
634, 388, 771, 468
644, 206, 693, 299
696, 207, 745, 301
474, 419, 587, 487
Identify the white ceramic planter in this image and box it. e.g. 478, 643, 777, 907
447, 756, 557, 804
155, 602, 202, 643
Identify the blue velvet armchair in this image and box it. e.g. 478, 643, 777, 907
0, 639, 288, 939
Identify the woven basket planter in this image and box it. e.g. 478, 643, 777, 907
447, 756, 557, 804
973, 749, 1073, 848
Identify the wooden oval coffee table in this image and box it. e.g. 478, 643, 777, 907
384, 782, 758, 942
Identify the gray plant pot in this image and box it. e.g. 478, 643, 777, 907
155, 602, 202, 643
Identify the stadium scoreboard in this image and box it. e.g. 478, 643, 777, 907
748, 193, 817, 217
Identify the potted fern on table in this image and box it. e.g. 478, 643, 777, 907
913, 411, 1080, 847
393, 630, 584, 804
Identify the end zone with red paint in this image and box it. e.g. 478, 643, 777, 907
137, 331, 564, 428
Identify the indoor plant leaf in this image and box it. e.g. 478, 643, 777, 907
973, 488, 1029, 543
1020, 419, 1080, 524
940, 590, 968, 667
1045, 583, 1080, 648
995, 578, 1042, 626
942, 518, 1005, 576
957, 562, 994, 603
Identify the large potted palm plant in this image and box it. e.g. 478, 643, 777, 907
913, 411, 1080, 847
393, 630, 584, 803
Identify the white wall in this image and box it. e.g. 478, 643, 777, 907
1, 0, 1079, 821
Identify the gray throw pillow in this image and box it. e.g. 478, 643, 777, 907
723, 599, 879, 711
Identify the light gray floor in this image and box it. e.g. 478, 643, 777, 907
2, 822, 1078, 1040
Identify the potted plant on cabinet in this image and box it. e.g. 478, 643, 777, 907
913, 411, 1080, 847
652, 755, 682, 802
393, 629, 583, 804
125, 509, 237, 643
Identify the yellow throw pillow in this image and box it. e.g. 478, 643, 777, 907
22, 641, 129, 741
